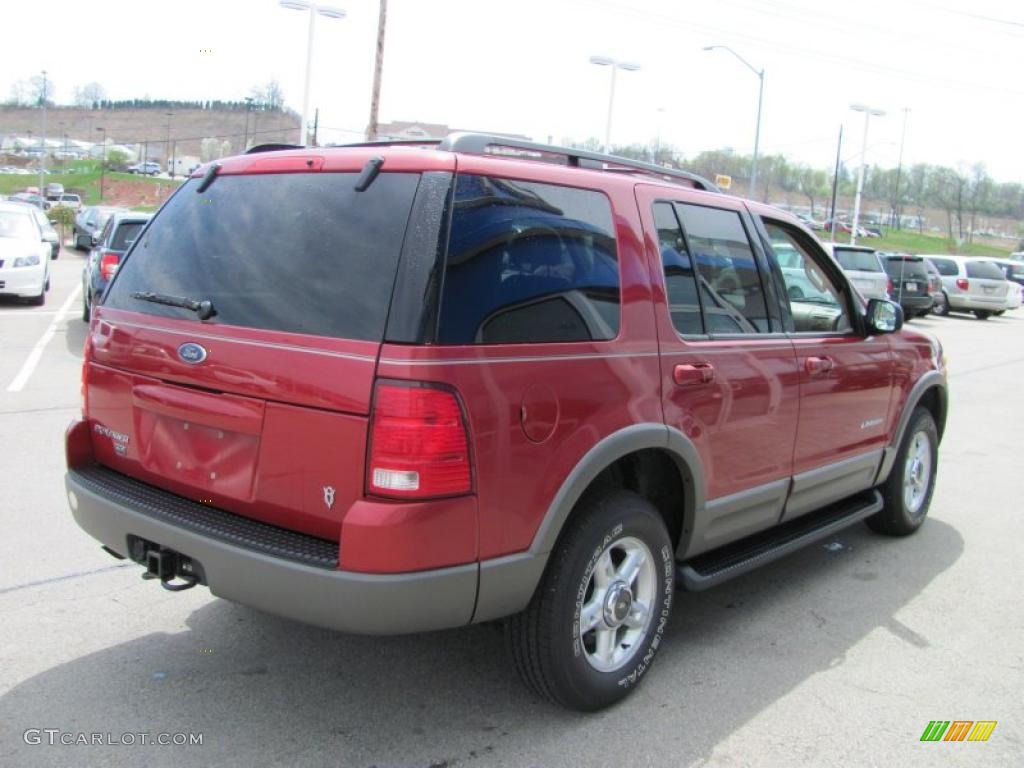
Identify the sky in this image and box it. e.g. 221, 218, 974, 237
2, 0, 1023, 180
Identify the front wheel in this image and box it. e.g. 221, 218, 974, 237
974, 310, 991, 320
867, 407, 938, 536
507, 491, 674, 711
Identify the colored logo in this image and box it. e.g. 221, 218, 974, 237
920, 721, 997, 742
177, 343, 208, 365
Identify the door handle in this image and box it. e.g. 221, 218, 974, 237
673, 363, 715, 387
805, 356, 834, 376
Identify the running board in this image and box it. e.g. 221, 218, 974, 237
678, 490, 883, 591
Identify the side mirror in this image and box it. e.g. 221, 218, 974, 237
90, 235, 100, 247
866, 299, 903, 334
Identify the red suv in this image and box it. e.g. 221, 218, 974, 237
65, 134, 948, 711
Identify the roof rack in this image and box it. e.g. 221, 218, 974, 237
439, 133, 720, 193
335, 133, 720, 193
245, 143, 305, 154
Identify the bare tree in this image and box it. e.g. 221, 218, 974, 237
6, 80, 30, 106
29, 74, 55, 105
250, 80, 285, 111
72, 82, 107, 108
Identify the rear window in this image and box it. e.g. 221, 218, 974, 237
104, 172, 420, 340
111, 221, 146, 251
965, 260, 1005, 280
928, 257, 958, 276
833, 248, 882, 272
437, 175, 619, 344
882, 258, 928, 280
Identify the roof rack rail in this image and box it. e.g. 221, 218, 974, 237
331, 139, 442, 149
437, 132, 721, 193
245, 143, 306, 154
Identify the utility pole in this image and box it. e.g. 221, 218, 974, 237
366, 0, 388, 141
891, 107, 910, 230
829, 125, 842, 243
166, 111, 174, 173
312, 108, 319, 146
243, 96, 254, 151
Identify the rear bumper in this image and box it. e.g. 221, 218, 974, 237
897, 295, 933, 313
65, 468, 479, 635
947, 293, 1005, 310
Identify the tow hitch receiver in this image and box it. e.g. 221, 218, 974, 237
128, 535, 202, 592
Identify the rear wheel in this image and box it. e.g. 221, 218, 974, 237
936, 293, 951, 316
506, 490, 674, 711
974, 310, 991, 320
867, 407, 937, 536
994, 310, 1005, 316
82, 288, 91, 322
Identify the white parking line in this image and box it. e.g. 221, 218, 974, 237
5, 285, 82, 393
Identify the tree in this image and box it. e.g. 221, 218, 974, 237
250, 80, 285, 111
72, 82, 107, 108
5, 80, 30, 106
29, 74, 55, 106
105, 149, 129, 172
200, 138, 222, 162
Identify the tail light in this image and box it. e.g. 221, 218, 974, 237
956, 278, 969, 291
99, 251, 120, 281
367, 381, 472, 500
886, 278, 894, 297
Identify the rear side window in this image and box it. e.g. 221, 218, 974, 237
104, 172, 420, 340
834, 248, 882, 272
928, 257, 958, 276
437, 175, 619, 344
111, 222, 146, 251
675, 203, 770, 334
653, 202, 703, 335
965, 260, 1004, 279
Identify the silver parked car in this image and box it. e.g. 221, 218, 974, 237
824, 243, 890, 301
923, 255, 1009, 319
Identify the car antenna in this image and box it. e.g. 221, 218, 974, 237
196, 163, 221, 194
354, 156, 384, 192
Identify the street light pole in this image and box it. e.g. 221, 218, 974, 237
704, 46, 764, 199
38, 70, 47, 196
166, 111, 174, 174
96, 127, 107, 202
849, 103, 886, 246
279, 1, 346, 147
243, 96, 254, 151
891, 107, 910, 230
589, 56, 641, 154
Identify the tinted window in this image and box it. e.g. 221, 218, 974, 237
966, 260, 1004, 279
654, 202, 703, 335
834, 248, 882, 272
104, 172, 420, 340
111, 222, 146, 251
676, 204, 769, 333
437, 175, 619, 344
764, 220, 852, 334
882, 258, 929, 280
928, 257, 958, 276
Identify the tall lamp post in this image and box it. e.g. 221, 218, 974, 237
849, 103, 886, 246
38, 70, 48, 197
96, 127, 106, 202
704, 45, 764, 199
279, 0, 346, 147
588, 56, 641, 154
243, 96, 255, 151
891, 107, 910, 229
166, 111, 174, 175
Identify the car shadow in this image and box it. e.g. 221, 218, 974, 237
65, 315, 88, 358
0, 519, 963, 767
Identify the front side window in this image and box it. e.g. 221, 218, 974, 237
437, 175, 620, 344
764, 220, 853, 334
675, 203, 770, 334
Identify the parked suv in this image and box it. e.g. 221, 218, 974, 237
824, 243, 889, 301
65, 135, 948, 711
879, 253, 934, 318
924, 254, 1009, 319
81, 211, 151, 321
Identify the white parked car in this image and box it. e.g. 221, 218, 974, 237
984, 258, 1024, 312
923, 255, 1009, 319
50, 193, 83, 213
0, 202, 51, 305
824, 243, 890, 301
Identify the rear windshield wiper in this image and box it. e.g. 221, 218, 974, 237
130, 291, 217, 320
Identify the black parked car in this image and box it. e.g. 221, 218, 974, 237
881, 254, 934, 318
73, 206, 122, 251
81, 212, 151, 321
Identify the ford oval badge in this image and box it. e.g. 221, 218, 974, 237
177, 342, 208, 365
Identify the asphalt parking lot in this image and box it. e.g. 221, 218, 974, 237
0, 248, 1021, 768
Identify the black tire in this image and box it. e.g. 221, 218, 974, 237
867, 407, 938, 537
28, 284, 46, 307
994, 310, 1005, 316
936, 293, 951, 316
506, 490, 674, 711
82, 289, 91, 322
974, 310, 991, 320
